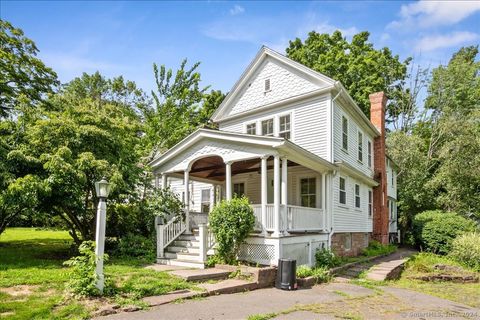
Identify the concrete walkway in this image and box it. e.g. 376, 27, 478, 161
101, 282, 479, 320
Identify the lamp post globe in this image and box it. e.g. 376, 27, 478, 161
94, 177, 110, 294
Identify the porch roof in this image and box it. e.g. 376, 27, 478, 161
149, 128, 336, 176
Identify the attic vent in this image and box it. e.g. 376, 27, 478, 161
264, 78, 271, 92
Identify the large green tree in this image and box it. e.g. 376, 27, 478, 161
286, 30, 410, 116
0, 20, 58, 117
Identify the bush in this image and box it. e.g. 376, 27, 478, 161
362, 240, 397, 257
449, 232, 480, 271
117, 233, 155, 260
296, 265, 314, 278
144, 187, 185, 224
209, 197, 255, 264
315, 248, 341, 268
412, 210, 477, 254
63, 241, 115, 297
296, 265, 331, 283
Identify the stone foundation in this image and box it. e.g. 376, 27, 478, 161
331, 232, 370, 257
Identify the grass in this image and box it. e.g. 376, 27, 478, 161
390, 252, 480, 308
0, 228, 195, 319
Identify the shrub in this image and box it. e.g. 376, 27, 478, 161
449, 232, 480, 271
117, 233, 155, 260
412, 210, 477, 254
63, 241, 115, 297
144, 187, 185, 224
296, 265, 331, 283
296, 265, 314, 278
209, 197, 255, 264
315, 248, 341, 268
362, 240, 397, 257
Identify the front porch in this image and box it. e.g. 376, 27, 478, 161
150, 129, 335, 267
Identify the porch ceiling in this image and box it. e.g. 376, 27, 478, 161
189, 157, 299, 181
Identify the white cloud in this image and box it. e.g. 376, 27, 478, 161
414, 31, 479, 52
229, 5, 245, 16
389, 1, 480, 29
297, 12, 358, 38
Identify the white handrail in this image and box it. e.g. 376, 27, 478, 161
157, 216, 186, 258
198, 223, 216, 262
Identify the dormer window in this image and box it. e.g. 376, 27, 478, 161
264, 78, 271, 92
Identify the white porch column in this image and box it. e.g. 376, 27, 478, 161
272, 155, 281, 237
261, 156, 268, 235
322, 173, 326, 231
161, 173, 168, 190
184, 169, 191, 234
281, 157, 289, 235
154, 174, 160, 188
210, 185, 215, 211
225, 161, 233, 201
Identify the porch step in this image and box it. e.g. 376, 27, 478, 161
172, 239, 199, 247
165, 251, 200, 260
168, 246, 200, 254
156, 258, 205, 269
178, 234, 201, 241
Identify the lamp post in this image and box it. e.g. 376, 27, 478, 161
94, 177, 110, 294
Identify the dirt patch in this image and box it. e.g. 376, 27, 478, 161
0, 285, 39, 297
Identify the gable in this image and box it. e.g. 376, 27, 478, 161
212, 47, 335, 121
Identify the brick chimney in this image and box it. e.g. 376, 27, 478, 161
369, 92, 389, 244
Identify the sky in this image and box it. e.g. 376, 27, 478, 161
1, 1, 480, 94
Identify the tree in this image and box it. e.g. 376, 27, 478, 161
10, 73, 144, 243
286, 30, 410, 116
0, 20, 58, 117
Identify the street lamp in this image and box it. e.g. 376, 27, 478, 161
94, 177, 110, 294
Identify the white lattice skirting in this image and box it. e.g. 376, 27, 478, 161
238, 243, 275, 265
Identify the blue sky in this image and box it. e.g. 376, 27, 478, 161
2, 1, 479, 94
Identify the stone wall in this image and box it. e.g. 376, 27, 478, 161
331, 232, 370, 257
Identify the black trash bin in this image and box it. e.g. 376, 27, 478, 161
275, 258, 297, 290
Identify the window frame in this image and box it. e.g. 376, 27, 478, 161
367, 140, 372, 168
357, 131, 363, 163
261, 118, 274, 137
368, 190, 373, 218
278, 114, 291, 139
246, 122, 257, 135
339, 176, 347, 205
342, 116, 348, 151
354, 183, 361, 209
233, 182, 246, 198
299, 176, 317, 208
200, 188, 211, 213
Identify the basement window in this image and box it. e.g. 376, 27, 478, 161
345, 233, 352, 251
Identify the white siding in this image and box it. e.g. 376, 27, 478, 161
386, 159, 397, 199
219, 95, 330, 160
166, 177, 213, 213
333, 102, 374, 178
226, 58, 320, 116
332, 172, 373, 233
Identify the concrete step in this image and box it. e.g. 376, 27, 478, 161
168, 246, 200, 254
165, 251, 200, 260
169, 268, 231, 282
156, 258, 205, 269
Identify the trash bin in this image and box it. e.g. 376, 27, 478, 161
275, 258, 297, 290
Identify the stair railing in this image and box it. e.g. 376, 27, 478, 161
157, 216, 186, 258
198, 223, 216, 262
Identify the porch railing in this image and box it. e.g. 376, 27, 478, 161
252, 204, 324, 232
198, 223, 216, 262
157, 216, 186, 258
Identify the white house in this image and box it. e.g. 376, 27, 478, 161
149, 46, 397, 268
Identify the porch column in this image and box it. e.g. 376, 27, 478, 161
210, 185, 215, 211
154, 174, 160, 188
184, 169, 191, 234
281, 157, 288, 235
261, 155, 268, 236
161, 173, 168, 190
322, 173, 326, 231
272, 155, 281, 237
225, 161, 233, 201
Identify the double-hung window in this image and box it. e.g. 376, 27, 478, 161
261, 119, 274, 136
233, 182, 245, 198
279, 115, 291, 139
201, 189, 211, 213
368, 140, 372, 168
342, 116, 348, 150
355, 184, 361, 208
368, 190, 373, 217
246, 123, 256, 135
339, 177, 346, 205
300, 177, 316, 208
358, 131, 363, 162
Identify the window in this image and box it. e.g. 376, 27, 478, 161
358, 131, 363, 162
264, 78, 271, 91
368, 141, 372, 168
279, 115, 291, 139
368, 190, 373, 217
201, 189, 211, 213
342, 116, 348, 150
391, 169, 395, 185
355, 184, 361, 208
390, 200, 395, 220
339, 177, 346, 205
261, 119, 274, 136
246, 123, 256, 135
345, 233, 352, 251
300, 177, 316, 208
233, 182, 245, 198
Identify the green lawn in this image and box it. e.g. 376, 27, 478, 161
0, 228, 194, 319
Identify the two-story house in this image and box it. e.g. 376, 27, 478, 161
150, 46, 397, 268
